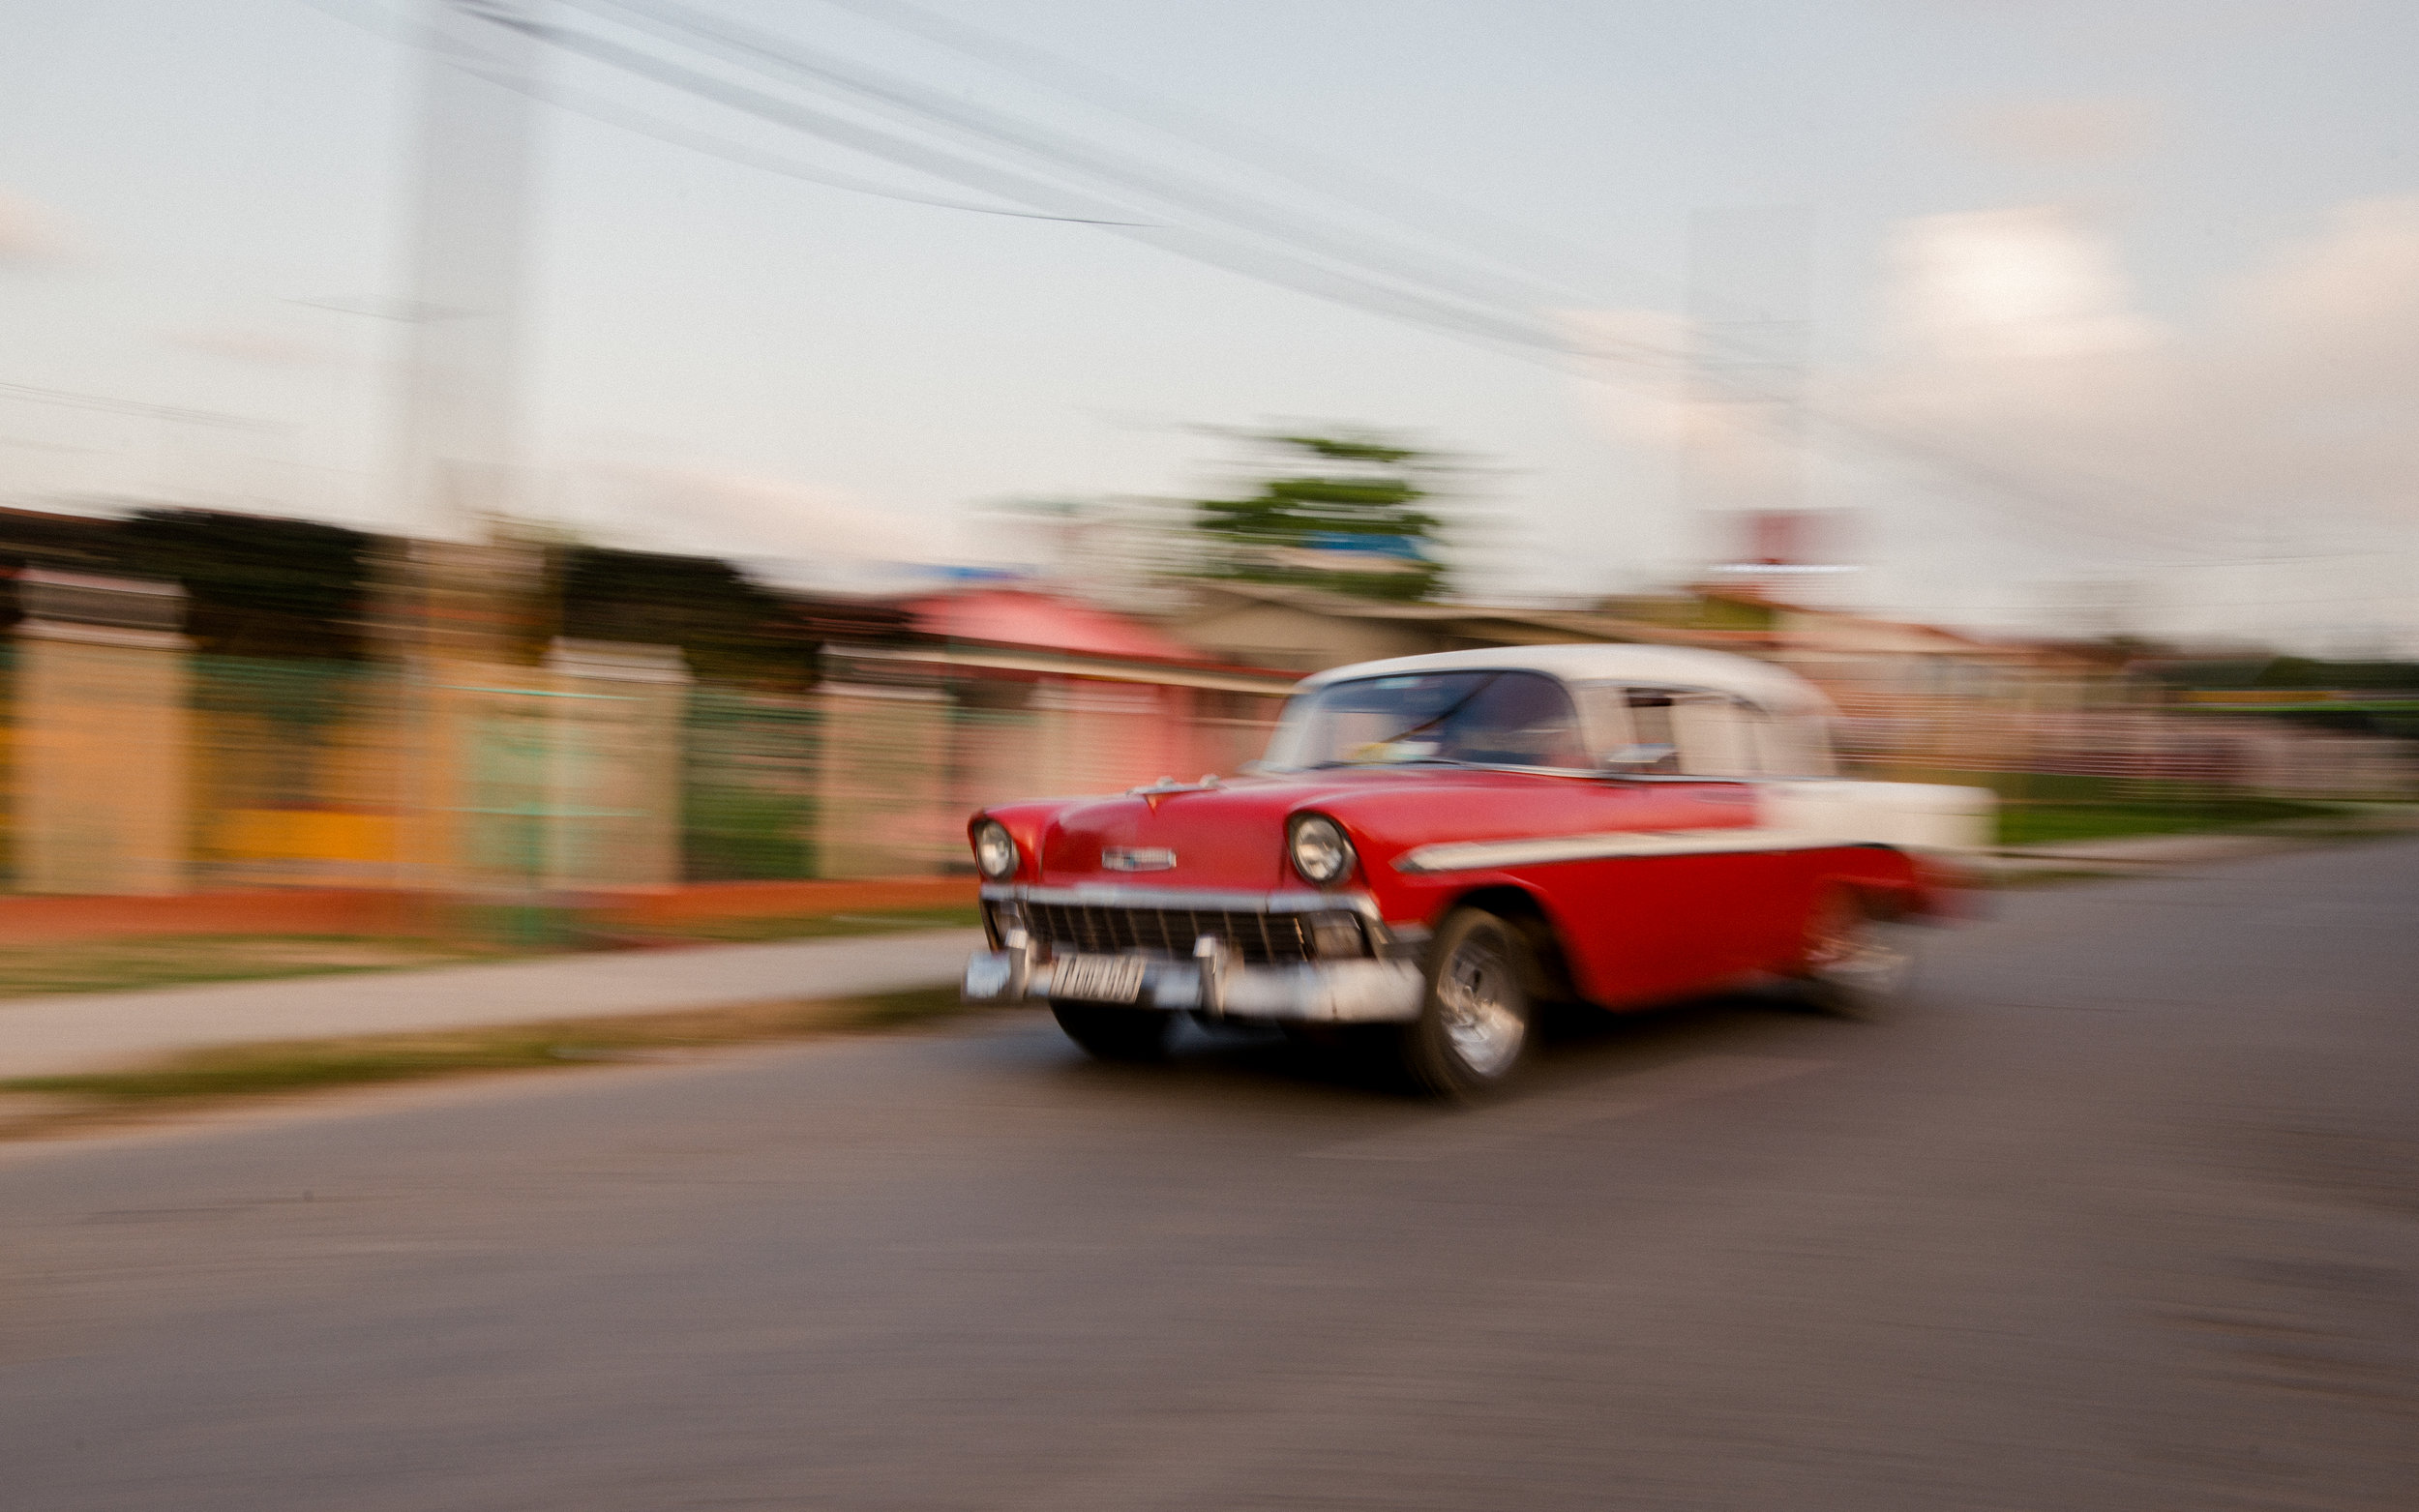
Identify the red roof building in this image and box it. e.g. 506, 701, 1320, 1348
900, 586, 1199, 662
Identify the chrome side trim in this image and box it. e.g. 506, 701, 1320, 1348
980, 882, 1381, 918
1258, 758, 1600, 781
1395, 827, 1871, 875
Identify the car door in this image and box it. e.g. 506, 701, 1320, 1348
1675, 691, 1837, 971
1533, 685, 1769, 1005
1654, 689, 1795, 984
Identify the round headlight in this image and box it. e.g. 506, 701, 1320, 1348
972, 819, 1020, 880
1289, 815, 1356, 885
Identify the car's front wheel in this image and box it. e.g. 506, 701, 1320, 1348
1390, 909, 1535, 1097
1050, 1002, 1174, 1061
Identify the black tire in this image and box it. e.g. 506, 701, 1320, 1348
1386, 909, 1536, 1097
1791, 893, 1916, 1020
1050, 1002, 1175, 1061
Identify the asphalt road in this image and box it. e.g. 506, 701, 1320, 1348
4, 840, 2415, 1511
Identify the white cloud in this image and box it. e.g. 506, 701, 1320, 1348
1575, 197, 2419, 645
1878, 205, 2158, 362
1844, 199, 2419, 643
1843, 199, 2419, 524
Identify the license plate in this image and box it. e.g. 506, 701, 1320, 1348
1052, 953, 1147, 1003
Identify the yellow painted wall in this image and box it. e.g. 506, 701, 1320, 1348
14, 625, 191, 895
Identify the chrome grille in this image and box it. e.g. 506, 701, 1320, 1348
1015, 902, 1321, 965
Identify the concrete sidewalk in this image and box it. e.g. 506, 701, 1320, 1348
0, 929, 982, 1081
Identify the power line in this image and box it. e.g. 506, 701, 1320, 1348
545, 3, 2237, 558
460, 1, 1660, 366
484, 61, 1149, 224
410, 2, 2238, 562
588, 0, 1616, 334
552, 0, 1689, 364
295, 0, 1137, 223
821, 0, 1672, 313
0, 380, 288, 431
316, 2, 1668, 379
457, 7, 1149, 219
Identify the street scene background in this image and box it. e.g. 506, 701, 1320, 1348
4, 3, 2418, 1509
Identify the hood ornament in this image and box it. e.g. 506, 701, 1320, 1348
1102, 846, 1178, 872
1128, 774, 1221, 813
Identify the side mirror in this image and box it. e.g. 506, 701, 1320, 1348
1598, 743, 1678, 774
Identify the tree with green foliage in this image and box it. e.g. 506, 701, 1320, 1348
116, 508, 376, 660
11, 507, 843, 685
1192, 430, 1451, 603
553, 545, 832, 690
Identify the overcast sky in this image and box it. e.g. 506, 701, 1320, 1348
4, 0, 2416, 649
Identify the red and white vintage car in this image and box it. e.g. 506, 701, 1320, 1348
961, 645, 1991, 1094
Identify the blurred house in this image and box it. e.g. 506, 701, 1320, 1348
905, 582, 1204, 663
799, 584, 1299, 875
1156, 578, 2104, 778
0, 499, 2405, 901
1642, 587, 2415, 796
1157, 578, 2411, 795
1163, 580, 1727, 671
2130, 656, 2419, 798
1157, 577, 2036, 677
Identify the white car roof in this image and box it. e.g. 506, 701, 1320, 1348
1297, 643, 1837, 716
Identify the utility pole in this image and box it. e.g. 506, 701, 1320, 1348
1683, 206, 1821, 594
381, 1, 552, 907
386, 0, 546, 663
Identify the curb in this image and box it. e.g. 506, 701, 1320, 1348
1980, 815, 2419, 875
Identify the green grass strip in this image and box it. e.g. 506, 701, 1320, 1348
0, 985, 971, 1117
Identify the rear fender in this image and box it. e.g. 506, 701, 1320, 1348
1814, 845, 1972, 924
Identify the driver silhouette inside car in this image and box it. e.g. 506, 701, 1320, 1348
1433, 674, 1589, 769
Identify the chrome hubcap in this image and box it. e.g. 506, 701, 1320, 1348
1808, 911, 1912, 997
1437, 936, 1523, 1078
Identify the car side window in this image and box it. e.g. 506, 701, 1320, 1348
1734, 703, 1786, 776
1573, 681, 1632, 758
1619, 690, 1684, 774
1667, 691, 1758, 777
1749, 710, 1837, 777
1589, 684, 1834, 778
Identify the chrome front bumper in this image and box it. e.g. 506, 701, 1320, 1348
962, 883, 1426, 1023
962, 936, 1422, 1022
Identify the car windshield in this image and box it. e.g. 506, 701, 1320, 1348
1262, 670, 1589, 771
